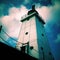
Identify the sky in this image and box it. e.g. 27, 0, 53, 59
0, 0, 60, 60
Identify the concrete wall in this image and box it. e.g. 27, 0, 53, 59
16, 14, 54, 60
36, 16, 54, 60
17, 16, 39, 59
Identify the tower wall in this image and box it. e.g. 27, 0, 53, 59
35, 16, 54, 60
17, 16, 39, 59
28, 16, 39, 59
16, 12, 54, 60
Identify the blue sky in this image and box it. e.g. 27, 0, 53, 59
0, 0, 60, 60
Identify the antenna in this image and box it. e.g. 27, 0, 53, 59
32, 5, 35, 10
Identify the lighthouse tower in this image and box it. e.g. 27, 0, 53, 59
16, 5, 54, 60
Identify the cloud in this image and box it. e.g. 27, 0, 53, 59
36, 6, 51, 22
0, 0, 59, 17
1, 0, 60, 38
1, 3, 56, 38
39, 0, 52, 6
0, 0, 24, 5
23, 0, 31, 4
45, 1, 60, 33
0, 3, 14, 16
1, 5, 28, 38
0, 0, 52, 6
0, 4, 5, 16
44, 2, 60, 60
23, 0, 54, 9
0, 3, 52, 45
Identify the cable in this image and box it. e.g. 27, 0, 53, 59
0, 36, 39, 54
2, 29, 16, 40
0, 36, 13, 47
2, 29, 23, 44
0, 23, 45, 56
1, 28, 45, 50
1, 29, 39, 56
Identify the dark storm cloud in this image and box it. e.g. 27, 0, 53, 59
0, 0, 53, 6
45, 3, 60, 59
48, 9, 60, 36
0, 0, 24, 16
0, 3, 13, 16
0, 0, 24, 7
39, 0, 52, 6
45, 5, 60, 42
0, 0, 57, 16
0, 0, 60, 9
0, 0, 53, 10
23, 0, 53, 9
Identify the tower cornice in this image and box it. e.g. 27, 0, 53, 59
21, 11, 45, 24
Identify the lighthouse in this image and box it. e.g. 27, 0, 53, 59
16, 5, 54, 60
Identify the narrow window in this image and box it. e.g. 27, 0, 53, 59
41, 47, 43, 50
49, 52, 51, 55
30, 46, 34, 50
42, 34, 44, 36
25, 32, 28, 35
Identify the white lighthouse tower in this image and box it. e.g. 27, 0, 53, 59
16, 5, 54, 60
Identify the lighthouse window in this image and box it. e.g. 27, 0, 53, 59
30, 46, 34, 50
42, 34, 44, 36
41, 47, 43, 50
53, 58, 54, 60
25, 32, 28, 35
49, 52, 51, 55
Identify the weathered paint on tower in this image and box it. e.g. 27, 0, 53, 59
16, 5, 54, 60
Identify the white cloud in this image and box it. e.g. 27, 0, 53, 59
36, 6, 51, 22
0, 2, 60, 39
36, 1, 60, 23
1, 5, 28, 38
9, 5, 28, 20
